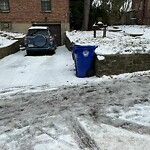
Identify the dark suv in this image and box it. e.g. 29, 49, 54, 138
25, 26, 57, 55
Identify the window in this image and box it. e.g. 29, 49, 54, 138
27, 29, 49, 36
41, 0, 51, 12
1, 22, 12, 30
0, 0, 9, 12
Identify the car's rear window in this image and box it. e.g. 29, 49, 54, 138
27, 29, 49, 36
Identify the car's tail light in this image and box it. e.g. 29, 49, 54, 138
50, 35, 53, 40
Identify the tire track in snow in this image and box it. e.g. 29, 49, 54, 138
68, 116, 101, 150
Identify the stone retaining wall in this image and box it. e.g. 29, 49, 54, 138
15, 37, 25, 46
0, 41, 20, 59
65, 36, 150, 77
95, 54, 150, 77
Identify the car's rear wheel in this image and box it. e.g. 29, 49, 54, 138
26, 50, 33, 56
52, 50, 55, 54
47, 50, 55, 55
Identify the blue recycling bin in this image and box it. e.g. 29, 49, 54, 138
72, 45, 97, 78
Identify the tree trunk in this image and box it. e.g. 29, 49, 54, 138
82, 0, 91, 30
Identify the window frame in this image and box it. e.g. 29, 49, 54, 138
0, 0, 10, 12
41, 0, 51, 12
1, 22, 12, 30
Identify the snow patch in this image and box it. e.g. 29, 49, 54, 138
97, 55, 105, 60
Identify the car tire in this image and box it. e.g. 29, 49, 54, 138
47, 50, 55, 55
26, 51, 30, 56
54, 44, 57, 50
26, 50, 33, 56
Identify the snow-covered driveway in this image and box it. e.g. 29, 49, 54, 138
0, 46, 75, 89
0, 46, 150, 150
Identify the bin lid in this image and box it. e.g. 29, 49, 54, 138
73, 44, 97, 48
72, 44, 97, 53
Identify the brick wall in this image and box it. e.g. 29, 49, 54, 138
0, 0, 70, 45
95, 54, 150, 77
0, 0, 69, 23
